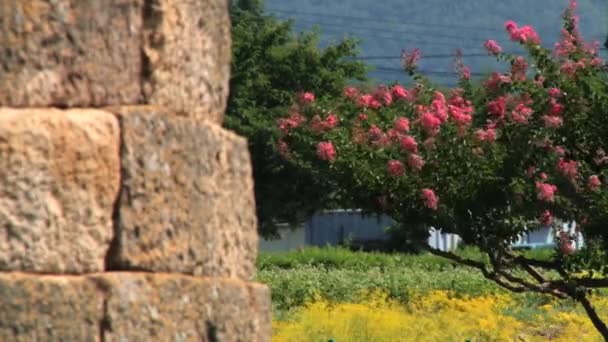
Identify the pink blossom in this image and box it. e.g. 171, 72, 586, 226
588, 175, 601, 191
484, 128, 497, 142
387, 160, 405, 177
548, 99, 564, 116
560, 60, 578, 76
431, 91, 449, 122
344, 86, 359, 99
484, 72, 512, 91
387, 129, 402, 142
539, 210, 553, 226
316, 141, 336, 162
408, 154, 425, 171
487, 97, 506, 118
310, 114, 339, 133
505, 20, 518, 34
358, 113, 368, 121
449, 105, 473, 128
484, 40, 502, 55
367, 125, 383, 141
540, 172, 548, 180
475, 128, 497, 143
300, 92, 315, 104
548, 87, 562, 98
526, 166, 537, 178
511, 56, 528, 81
511, 103, 533, 124
382, 90, 393, 106
557, 158, 578, 180
421, 188, 438, 210
553, 146, 566, 156
534, 76, 545, 86
536, 182, 558, 202
325, 113, 339, 129
277, 113, 306, 133
394, 117, 410, 133
402, 48, 421, 71
590, 57, 604, 68
460, 66, 471, 80
506, 21, 541, 45
543, 115, 563, 128
400, 135, 418, 153
420, 112, 442, 135
392, 85, 411, 99
474, 129, 486, 142
358, 94, 382, 109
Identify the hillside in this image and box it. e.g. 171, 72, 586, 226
265, 0, 608, 86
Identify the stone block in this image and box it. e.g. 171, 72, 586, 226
0, 0, 144, 107
0, 272, 271, 342
0, 0, 231, 123
0, 273, 103, 342
0, 108, 120, 273
107, 106, 257, 279
142, 0, 231, 122
98, 273, 271, 341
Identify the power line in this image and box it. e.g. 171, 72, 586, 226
267, 7, 507, 33
282, 17, 494, 45
292, 24, 484, 50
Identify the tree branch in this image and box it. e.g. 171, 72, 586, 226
577, 294, 608, 339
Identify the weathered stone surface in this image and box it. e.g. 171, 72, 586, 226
0, 272, 271, 342
107, 106, 257, 279
0, 108, 120, 273
0, 0, 231, 123
98, 273, 271, 342
0, 273, 103, 342
0, 0, 144, 107
142, 0, 231, 122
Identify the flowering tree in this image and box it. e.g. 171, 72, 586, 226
277, 1, 608, 337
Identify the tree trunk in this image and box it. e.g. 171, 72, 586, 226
578, 294, 608, 340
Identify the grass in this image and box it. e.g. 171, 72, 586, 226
256, 246, 608, 340
256, 246, 560, 315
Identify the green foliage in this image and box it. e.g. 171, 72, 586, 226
227, 0, 367, 237
256, 247, 559, 314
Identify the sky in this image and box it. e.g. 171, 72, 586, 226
265, 0, 608, 86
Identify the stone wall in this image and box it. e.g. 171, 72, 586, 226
0, 1, 270, 341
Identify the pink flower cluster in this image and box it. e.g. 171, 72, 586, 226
474, 128, 497, 143
400, 135, 418, 153
310, 113, 339, 133
484, 72, 512, 91
510, 103, 533, 124
543, 96, 564, 129
536, 182, 558, 202
511, 56, 528, 82
394, 117, 410, 133
588, 175, 601, 191
316, 141, 336, 162
448, 92, 474, 132
556, 158, 578, 181
387, 160, 405, 177
277, 112, 306, 133
402, 48, 421, 72
392, 85, 413, 100
539, 210, 553, 226
358, 94, 382, 109
421, 188, 438, 210
487, 96, 506, 119
484, 40, 502, 55
300, 92, 315, 104
505, 20, 541, 45
408, 154, 425, 171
